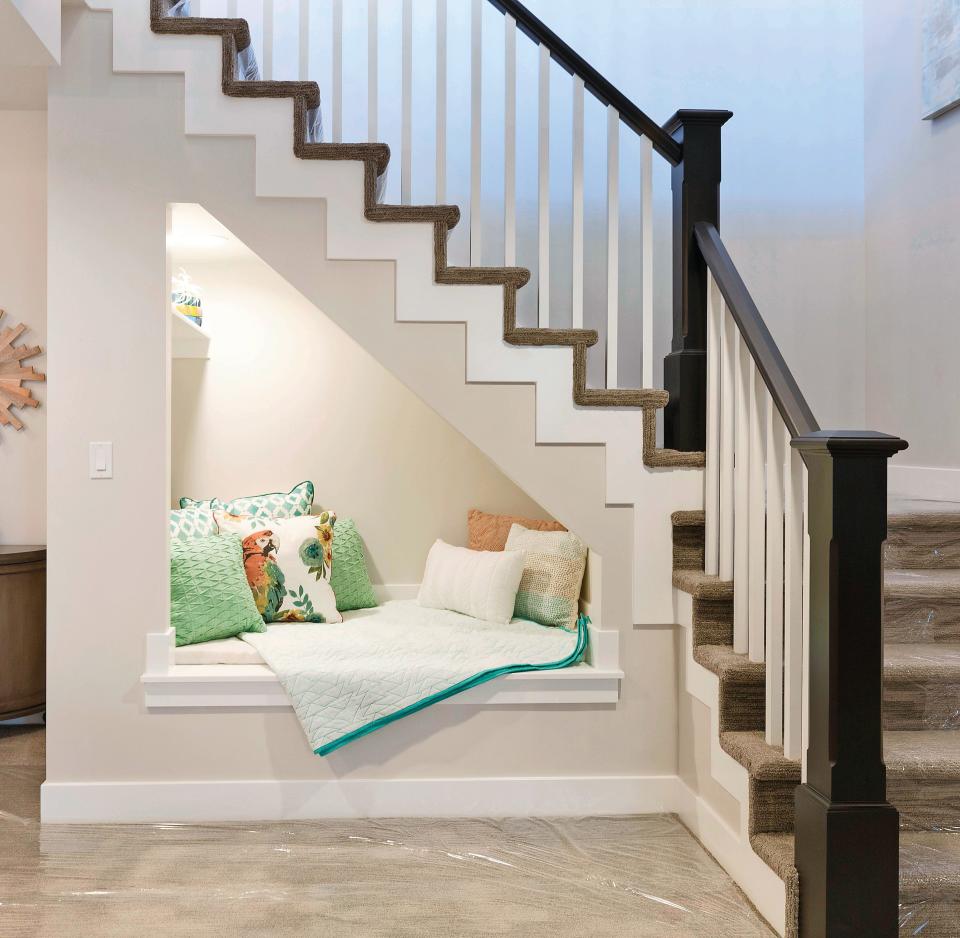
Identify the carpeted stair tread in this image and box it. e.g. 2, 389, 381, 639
436, 266, 531, 287
720, 731, 800, 782
673, 569, 734, 601
885, 642, 960, 682
672, 510, 706, 527
889, 501, 960, 531
297, 142, 392, 174
886, 731, 960, 778
226, 79, 321, 109
887, 500, 960, 570
507, 328, 599, 348
150, 10, 251, 49
574, 387, 672, 408
365, 203, 461, 229
753, 830, 960, 899
646, 447, 706, 468
693, 645, 764, 683
899, 831, 960, 899
886, 568, 960, 599
750, 832, 796, 883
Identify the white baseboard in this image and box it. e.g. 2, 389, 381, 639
41, 774, 682, 824
889, 463, 960, 502
674, 781, 786, 936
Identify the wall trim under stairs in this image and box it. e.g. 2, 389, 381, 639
40, 774, 683, 824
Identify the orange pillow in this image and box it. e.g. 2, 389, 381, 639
467, 508, 567, 552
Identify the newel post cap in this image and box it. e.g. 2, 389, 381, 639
790, 430, 909, 458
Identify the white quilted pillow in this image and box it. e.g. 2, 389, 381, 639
417, 539, 526, 624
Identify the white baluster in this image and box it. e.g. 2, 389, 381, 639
332, 0, 343, 143
228, 0, 238, 17
571, 76, 584, 328
765, 405, 785, 747
435, 0, 447, 203
401, 0, 413, 204
733, 333, 750, 656
368, 0, 378, 141
606, 106, 619, 385
640, 136, 653, 387
783, 430, 804, 760
704, 275, 721, 577
263, 0, 274, 80
719, 304, 735, 582
538, 44, 550, 326
748, 365, 766, 662
470, 0, 483, 264
299, 0, 310, 81
504, 14, 517, 266
801, 464, 811, 781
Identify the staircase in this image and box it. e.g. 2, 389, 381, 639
88, 1, 955, 933
674, 503, 960, 935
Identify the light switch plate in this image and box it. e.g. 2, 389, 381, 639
89, 442, 113, 479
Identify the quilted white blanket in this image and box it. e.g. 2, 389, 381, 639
241, 600, 587, 755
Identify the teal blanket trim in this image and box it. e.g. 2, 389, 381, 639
314, 614, 591, 756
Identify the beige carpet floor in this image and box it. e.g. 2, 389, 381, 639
0, 723, 774, 937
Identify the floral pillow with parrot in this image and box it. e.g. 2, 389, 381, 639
214, 510, 342, 625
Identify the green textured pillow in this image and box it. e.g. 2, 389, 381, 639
170, 534, 267, 646
179, 480, 314, 520
329, 518, 378, 612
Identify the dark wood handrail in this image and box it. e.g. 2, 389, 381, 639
485, 0, 683, 165
694, 221, 819, 440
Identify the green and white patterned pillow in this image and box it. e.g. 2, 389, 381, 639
504, 524, 587, 631
329, 518, 378, 612
170, 506, 217, 540
170, 533, 267, 647
180, 480, 315, 520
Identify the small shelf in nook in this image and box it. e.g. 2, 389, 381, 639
171, 309, 210, 360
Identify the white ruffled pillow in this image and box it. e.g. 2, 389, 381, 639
417, 539, 525, 624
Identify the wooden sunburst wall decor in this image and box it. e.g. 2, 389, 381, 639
0, 310, 45, 436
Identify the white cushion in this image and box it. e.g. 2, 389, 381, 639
174, 636, 266, 665
417, 539, 525, 624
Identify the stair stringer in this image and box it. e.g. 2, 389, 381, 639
673, 586, 789, 935
87, 0, 704, 631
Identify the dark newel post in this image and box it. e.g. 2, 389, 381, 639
662, 109, 732, 452
792, 430, 908, 938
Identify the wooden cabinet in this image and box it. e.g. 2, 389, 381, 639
0, 546, 45, 720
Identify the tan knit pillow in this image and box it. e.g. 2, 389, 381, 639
504, 524, 586, 631
467, 508, 567, 552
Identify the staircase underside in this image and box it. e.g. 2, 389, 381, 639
672, 507, 960, 936
148, 0, 704, 471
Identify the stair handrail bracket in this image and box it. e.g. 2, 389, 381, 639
696, 218, 909, 936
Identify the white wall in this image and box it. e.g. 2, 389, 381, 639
864, 0, 960, 474
0, 110, 46, 544
171, 248, 553, 585
46, 8, 677, 792
521, 0, 868, 428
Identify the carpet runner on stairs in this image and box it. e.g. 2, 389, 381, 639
672, 502, 960, 936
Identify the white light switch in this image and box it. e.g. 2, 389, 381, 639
89, 442, 113, 479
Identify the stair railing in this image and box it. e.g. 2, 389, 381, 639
167, 3, 907, 930
696, 220, 907, 936
185, 0, 733, 414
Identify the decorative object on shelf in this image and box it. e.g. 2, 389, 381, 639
922, 0, 960, 119
0, 310, 45, 436
171, 267, 203, 327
